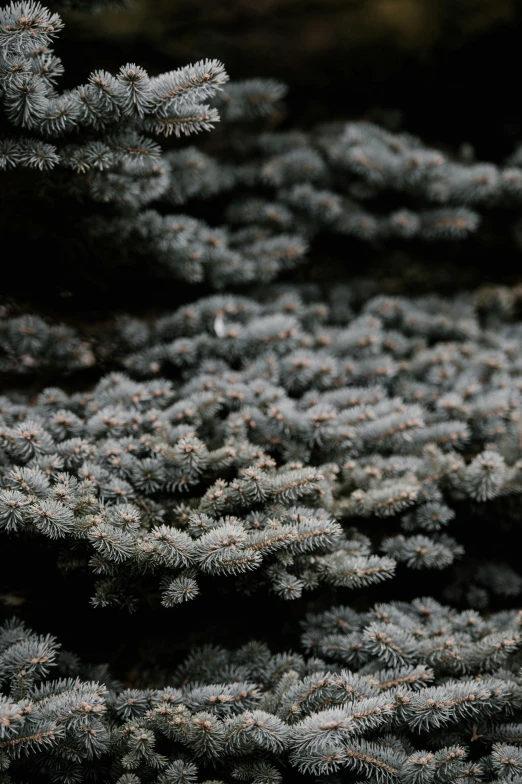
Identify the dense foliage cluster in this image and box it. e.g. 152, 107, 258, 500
74, 112, 522, 287
1, 282, 522, 614
4, 600, 522, 783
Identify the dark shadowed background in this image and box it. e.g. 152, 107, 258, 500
59, 0, 521, 158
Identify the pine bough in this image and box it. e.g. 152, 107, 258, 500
3, 599, 522, 782
1, 282, 522, 610
81, 113, 522, 285
4, 2, 522, 291
0, 1, 296, 288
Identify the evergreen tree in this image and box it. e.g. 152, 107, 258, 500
2, 0, 522, 781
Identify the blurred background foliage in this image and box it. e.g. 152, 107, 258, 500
59, 0, 521, 157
